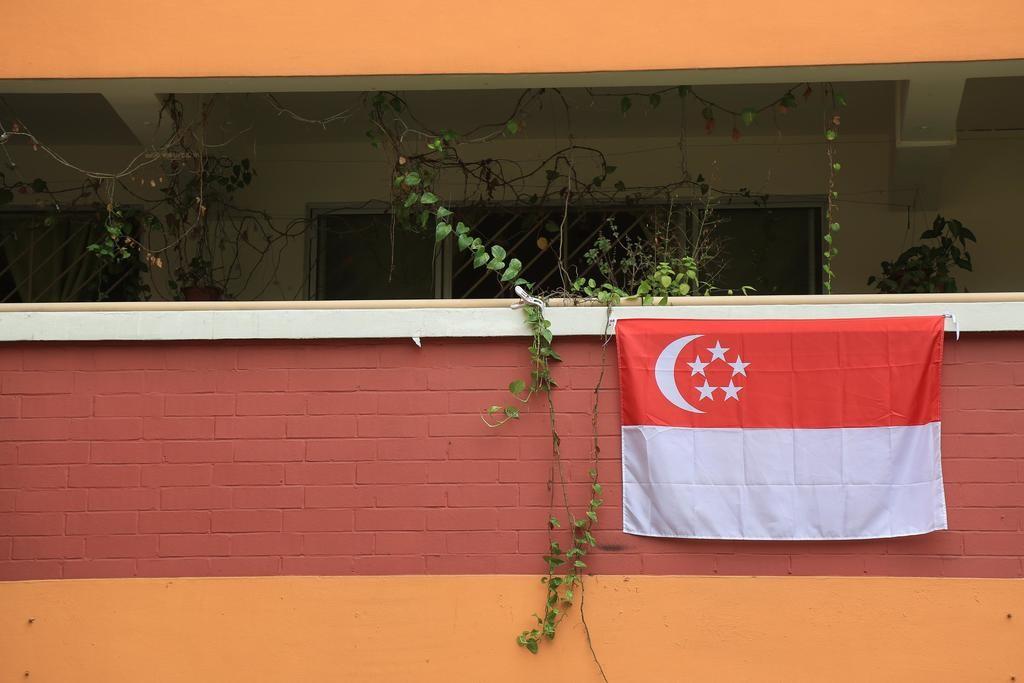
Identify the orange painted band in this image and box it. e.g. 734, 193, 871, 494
2, 575, 1021, 681
3, 1, 1024, 80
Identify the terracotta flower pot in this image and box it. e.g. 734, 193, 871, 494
181, 286, 223, 301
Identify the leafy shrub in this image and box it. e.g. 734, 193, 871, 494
868, 215, 976, 293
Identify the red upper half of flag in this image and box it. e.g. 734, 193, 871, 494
615, 316, 944, 429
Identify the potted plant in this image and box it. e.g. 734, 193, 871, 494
170, 256, 221, 301
867, 214, 977, 293
159, 152, 253, 302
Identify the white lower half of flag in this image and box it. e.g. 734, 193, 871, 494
622, 423, 947, 540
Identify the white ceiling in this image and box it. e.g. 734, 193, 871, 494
958, 76, 1024, 131
0, 93, 137, 144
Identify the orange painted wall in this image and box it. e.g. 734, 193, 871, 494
2, 575, 1021, 681
2, 1, 1024, 80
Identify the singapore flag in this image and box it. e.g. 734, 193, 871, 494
616, 317, 947, 540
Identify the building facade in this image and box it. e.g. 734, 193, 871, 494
1, 2, 1023, 680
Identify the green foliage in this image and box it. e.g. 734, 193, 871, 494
0, 175, 50, 207
393, 164, 440, 235
868, 215, 976, 293
77, 145, 257, 300
569, 257, 699, 306
517, 472, 603, 656
568, 210, 748, 304
635, 260, 697, 303
86, 208, 136, 262
40, 206, 152, 301
430, 201, 526, 293
82, 207, 159, 302
480, 303, 559, 428
701, 105, 715, 134
169, 255, 217, 291
513, 305, 606, 657
570, 277, 628, 305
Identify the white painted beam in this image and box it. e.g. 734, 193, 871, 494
100, 85, 166, 146
2, 60, 1022, 96
892, 78, 966, 208
0, 301, 1020, 342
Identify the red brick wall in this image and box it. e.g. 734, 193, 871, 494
1, 333, 1022, 580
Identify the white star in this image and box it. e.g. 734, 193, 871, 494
695, 380, 717, 401
721, 380, 743, 401
687, 355, 709, 376
707, 340, 729, 362
728, 355, 750, 377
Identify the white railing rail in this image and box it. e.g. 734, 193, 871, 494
0, 293, 1022, 341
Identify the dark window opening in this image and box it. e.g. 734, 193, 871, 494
0, 210, 148, 303
314, 202, 822, 299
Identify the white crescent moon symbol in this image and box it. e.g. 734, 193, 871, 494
654, 334, 704, 414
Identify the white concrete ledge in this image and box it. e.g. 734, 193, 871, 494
0, 294, 1022, 341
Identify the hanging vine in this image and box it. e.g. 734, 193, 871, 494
513, 304, 612, 682
823, 86, 846, 293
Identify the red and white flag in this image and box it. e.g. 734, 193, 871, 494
616, 316, 947, 540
